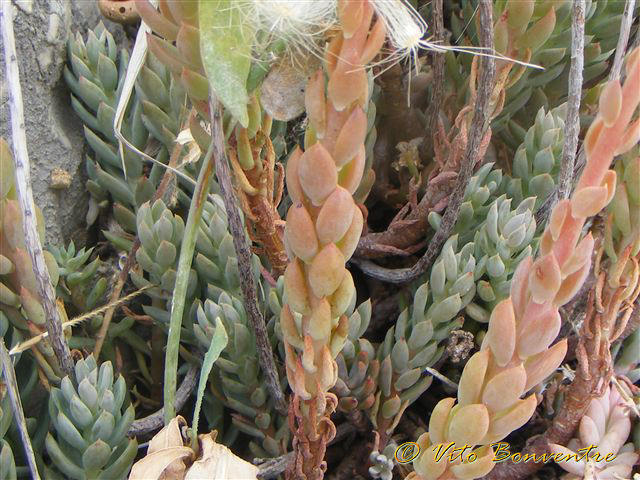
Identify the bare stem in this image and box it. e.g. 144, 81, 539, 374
425, 0, 445, 146
423, 367, 458, 390
256, 423, 357, 479
354, 0, 495, 285
209, 98, 287, 415
556, 0, 585, 203
609, 0, 637, 81
128, 365, 199, 437
0, 339, 40, 479
1, 0, 74, 376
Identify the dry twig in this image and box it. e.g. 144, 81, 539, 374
1, 1, 74, 376
424, 0, 445, 149
0, 339, 40, 479
209, 98, 287, 415
609, 0, 637, 81
353, 0, 495, 284
128, 364, 199, 436
555, 0, 585, 203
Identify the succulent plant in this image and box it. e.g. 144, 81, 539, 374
64, 24, 147, 225
337, 160, 539, 445
278, 2, 389, 473
332, 300, 379, 414
135, 0, 296, 276
614, 327, 640, 383
368, 440, 398, 480
193, 292, 289, 458
603, 152, 640, 286
408, 49, 640, 480
49, 242, 107, 315
45, 355, 137, 479
31, 5, 640, 480
464, 195, 537, 322
428, 162, 506, 245
504, 106, 566, 210
549, 384, 638, 480
65, 24, 194, 230
128, 199, 192, 299
449, 1, 636, 150
371, 279, 464, 445
194, 198, 262, 299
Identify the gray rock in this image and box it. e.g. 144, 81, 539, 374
0, 0, 124, 246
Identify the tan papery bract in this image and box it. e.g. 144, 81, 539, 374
129, 417, 258, 480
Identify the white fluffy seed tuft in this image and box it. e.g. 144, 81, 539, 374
248, 0, 337, 49
370, 0, 543, 72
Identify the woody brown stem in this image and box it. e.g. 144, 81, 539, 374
210, 98, 288, 416
424, 0, 445, 155
354, 0, 495, 284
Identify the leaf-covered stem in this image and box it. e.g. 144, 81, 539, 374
410, 47, 640, 480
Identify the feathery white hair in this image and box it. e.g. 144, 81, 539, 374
241, 0, 540, 73
246, 0, 337, 59
371, 0, 542, 72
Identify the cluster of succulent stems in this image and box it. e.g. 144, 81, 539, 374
2, 0, 640, 479
409, 48, 640, 480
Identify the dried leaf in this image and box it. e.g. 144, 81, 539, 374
261, 61, 308, 121
185, 434, 258, 479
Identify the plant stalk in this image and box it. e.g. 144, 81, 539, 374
163, 138, 216, 423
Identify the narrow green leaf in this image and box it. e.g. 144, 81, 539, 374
191, 317, 227, 448
164, 139, 216, 423
199, 0, 253, 126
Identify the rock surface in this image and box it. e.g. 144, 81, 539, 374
0, 0, 124, 246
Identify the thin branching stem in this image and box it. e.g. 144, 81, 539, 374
549, 0, 639, 210
609, 0, 637, 81
556, 0, 585, 203
1, 0, 74, 376
0, 340, 40, 479
425, 0, 445, 145
129, 365, 199, 437
354, 0, 495, 284
164, 137, 216, 423
209, 98, 287, 415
